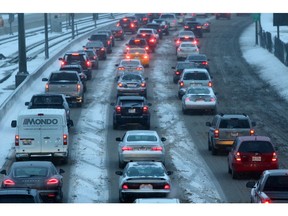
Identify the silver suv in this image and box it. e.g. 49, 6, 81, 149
206, 113, 256, 155
178, 68, 212, 99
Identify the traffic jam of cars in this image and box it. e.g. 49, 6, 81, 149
0, 12, 288, 204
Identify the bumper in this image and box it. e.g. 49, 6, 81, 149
16, 152, 68, 159
183, 102, 216, 110
232, 162, 279, 173
117, 88, 146, 96
115, 115, 150, 125
120, 152, 164, 163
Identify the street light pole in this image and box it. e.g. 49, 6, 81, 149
44, 13, 49, 59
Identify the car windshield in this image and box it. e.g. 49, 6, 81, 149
121, 60, 140, 66
187, 55, 207, 61
187, 88, 210, 94
127, 165, 165, 177
129, 39, 146, 46
238, 141, 274, 153
176, 62, 196, 69
127, 135, 157, 142
122, 74, 142, 81
263, 176, 288, 191
14, 167, 48, 177
219, 119, 250, 129
86, 41, 103, 47
183, 72, 208, 80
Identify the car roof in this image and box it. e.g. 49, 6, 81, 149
263, 169, 288, 176
236, 136, 271, 142
11, 161, 55, 168
183, 68, 209, 73
125, 130, 158, 135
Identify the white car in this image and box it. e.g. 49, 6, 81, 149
177, 41, 199, 60
181, 86, 217, 115
115, 59, 144, 79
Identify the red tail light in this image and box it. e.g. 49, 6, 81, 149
151, 146, 163, 151
47, 178, 59, 185
119, 30, 123, 33
86, 60, 91, 67
136, 67, 143, 70
77, 84, 81, 92
175, 71, 181, 75
196, 25, 202, 29
116, 23, 120, 27
272, 152, 278, 162
101, 47, 105, 51
63, 134, 68, 145
145, 46, 149, 51
143, 106, 149, 113
108, 40, 111, 45
45, 83, 49, 92
126, 55, 130, 59
179, 81, 184, 87
261, 198, 271, 204
149, 38, 155, 43
184, 26, 189, 29
131, 23, 135, 27
144, 55, 149, 59
15, 135, 19, 146
3, 179, 15, 186
176, 40, 180, 45
116, 106, 121, 113
250, 129, 255, 136
202, 61, 208, 65
234, 152, 241, 162
164, 184, 170, 190
208, 81, 212, 87
60, 60, 66, 66
118, 67, 125, 71
214, 129, 219, 138
140, 83, 146, 87
122, 146, 133, 151
122, 184, 128, 189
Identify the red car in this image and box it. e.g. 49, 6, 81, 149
228, 136, 279, 179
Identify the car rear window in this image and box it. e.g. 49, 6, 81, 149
219, 118, 250, 129
161, 14, 175, 19
122, 74, 142, 81
187, 55, 207, 61
32, 96, 63, 105
187, 87, 210, 94
50, 73, 79, 81
263, 176, 288, 191
127, 135, 157, 142
121, 60, 139, 66
65, 54, 85, 62
177, 62, 196, 69
120, 100, 144, 106
14, 167, 48, 177
89, 35, 107, 41
129, 39, 146, 46
238, 141, 274, 153
183, 72, 208, 80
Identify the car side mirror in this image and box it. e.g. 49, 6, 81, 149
59, 168, 65, 174
42, 78, 48, 82
167, 171, 173, 175
161, 137, 166, 142
171, 66, 175, 69
0, 170, 7, 175
116, 137, 122, 141
11, 120, 17, 128
115, 171, 123, 176
24, 102, 29, 106
246, 181, 256, 188
58, 57, 63, 61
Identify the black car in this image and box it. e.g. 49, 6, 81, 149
134, 13, 149, 26
81, 48, 99, 70
135, 33, 157, 53
0, 161, 65, 203
152, 19, 169, 35
118, 17, 139, 34
171, 61, 198, 84
0, 188, 43, 203
25, 93, 71, 123
125, 37, 150, 54
111, 96, 152, 130
183, 21, 203, 38
144, 23, 163, 39
88, 33, 112, 54
84, 41, 107, 60
96, 30, 115, 47
111, 25, 125, 40
58, 51, 92, 79
185, 54, 210, 72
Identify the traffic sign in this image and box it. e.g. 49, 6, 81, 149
252, 13, 261, 22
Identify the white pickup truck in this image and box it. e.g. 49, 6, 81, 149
42, 71, 84, 107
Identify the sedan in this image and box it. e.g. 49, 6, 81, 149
176, 41, 199, 61
185, 53, 210, 72
115, 161, 173, 202
126, 48, 150, 68
181, 86, 217, 115
0, 161, 65, 202
116, 130, 167, 168
117, 73, 148, 98
115, 59, 144, 79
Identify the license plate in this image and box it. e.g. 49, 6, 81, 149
196, 99, 204, 102
190, 83, 202, 86
128, 108, 136, 113
127, 84, 136, 87
252, 156, 261, 162
231, 132, 238, 137
140, 184, 153, 190
22, 140, 32, 145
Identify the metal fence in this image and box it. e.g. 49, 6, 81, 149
259, 26, 288, 67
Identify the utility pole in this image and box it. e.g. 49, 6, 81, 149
44, 13, 49, 59
71, 13, 75, 39
15, 13, 29, 88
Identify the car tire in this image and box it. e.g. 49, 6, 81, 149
208, 138, 211, 151
113, 122, 118, 130
119, 159, 125, 169
211, 144, 218, 155
232, 169, 239, 179
228, 162, 232, 174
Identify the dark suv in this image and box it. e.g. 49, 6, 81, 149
88, 33, 112, 54
205, 113, 256, 155
58, 51, 92, 79
0, 188, 43, 203
183, 21, 203, 38
118, 17, 139, 34
111, 96, 152, 130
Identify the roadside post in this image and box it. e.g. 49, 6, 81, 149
252, 13, 261, 45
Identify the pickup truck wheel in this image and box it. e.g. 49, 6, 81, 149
208, 138, 211, 151
228, 163, 232, 174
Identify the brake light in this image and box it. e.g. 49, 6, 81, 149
60, 60, 66, 66
184, 36, 189, 39
15, 135, 19, 146
116, 23, 120, 27
126, 55, 130, 59
86, 60, 91, 67
144, 55, 149, 59
250, 129, 255, 136
145, 46, 149, 51
122, 184, 128, 189
234, 152, 241, 162
208, 81, 212, 87
261, 197, 271, 204
118, 67, 125, 71
151, 146, 163, 151
164, 184, 171, 190
184, 25, 189, 29
118, 83, 123, 87
3, 179, 15, 186
108, 40, 111, 45
116, 106, 121, 113
143, 106, 149, 112
214, 129, 219, 138
202, 61, 208, 65
77, 84, 81, 92
122, 146, 133, 151
175, 71, 181, 75
176, 40, 180, 45
185, 97, 190, 102
45, 83, 49, 92
140, 83, 146, 87
179, 81, 184, 87
72, 53, 79, 56
101, 47, 105, 51
123, 18, 127, 21
131, 23, 135, 27
210, 97, 216, 102
272, 152, 278, 162
119, 30, 123, 33
136, 67, 143, 70
63, 134, 68, 145
142, 33, 146, 36
196, 25, 202, 29
149, 38, 155, 43
47, 178, 59, 185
